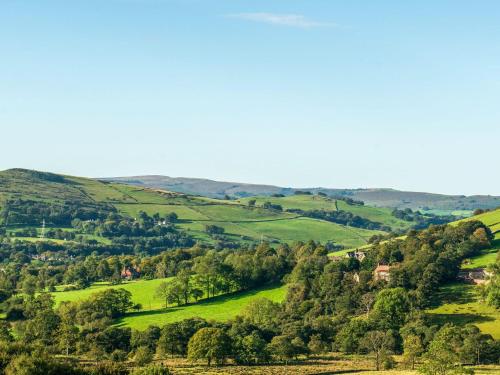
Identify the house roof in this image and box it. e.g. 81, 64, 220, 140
374, 265, 390, 272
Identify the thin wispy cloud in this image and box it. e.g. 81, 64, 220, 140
227, 13, 335, 29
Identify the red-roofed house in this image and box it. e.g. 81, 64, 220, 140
374, 264, 391, 282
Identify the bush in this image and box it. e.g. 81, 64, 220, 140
109, 349, 128, 362
134, 346, 154, 366
5, 355, 85, 375
86, 361, 128, 375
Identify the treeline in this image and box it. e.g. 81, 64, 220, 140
391, 208, 456, 229
1, 199, 114, 227
287, 208, 392, 231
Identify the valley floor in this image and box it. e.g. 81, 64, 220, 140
127, 355, 500, 375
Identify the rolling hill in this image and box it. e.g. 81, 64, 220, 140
0, 168, 395, 248
106, 175, 500, 212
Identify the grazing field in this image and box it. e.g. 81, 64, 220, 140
51, 279, 287, 330
117, 284, 287, 330
238, 195, 412, 231
52, 277, 174, 310
462, 239, 499, 269
237, 217, 380, 247
426, 283, 500, 339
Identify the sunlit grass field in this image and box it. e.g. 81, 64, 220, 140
238, 195, 411, 231
426, 283, 500, 339
117, 284, 287, 330
52, 277, 174, 310
51, 278, 287, 330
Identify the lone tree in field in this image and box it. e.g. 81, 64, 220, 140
187, 327, 231, 366
361, 330, 395, 371
402, 334, 424, 370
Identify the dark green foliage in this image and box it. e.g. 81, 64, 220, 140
262, 202, 283, 211
4, 355, 85, 375
287, 208, 391, 231
157, 318, 209, 357
392, 208, 456, 229
187, 327, 231, 366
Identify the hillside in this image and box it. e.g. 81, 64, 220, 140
0, 168, 389, 248
106, 175, 500, 212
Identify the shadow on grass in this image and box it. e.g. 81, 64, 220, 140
428, 313, 495, 327
429, 283, 476, 307
115, 284, 283, 326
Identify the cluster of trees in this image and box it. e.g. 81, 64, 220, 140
1, 199, 113, 227
391, 208, 456, 229
373, 221, 493, 306
483, 256, 500, 308
287, 208, 392, 231
153, 244, 295, 307
261, 202, 283, 211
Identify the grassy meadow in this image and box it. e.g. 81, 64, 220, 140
426, 283, 500, 339
117, 284, 287, 330
51, 279, 287, 330
52, 277, 173, 310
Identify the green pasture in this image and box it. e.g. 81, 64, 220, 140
426, 283, 500, 339
52, 277, 174, 310
238, 195, 410, 231
116, 284, 287, 330
51, 279, 287, 330
236, 217, 379, 247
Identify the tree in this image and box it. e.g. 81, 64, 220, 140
403, 334, 424, 370
204, 225, 224, 235
371, 288, 411, 329
334, 319, 370, 353
361, 330, 395, 371
291, 336, 308, 359
155, 282, 172, 309
419, 325, 470, 375
187, 327, 231, 366
268, 335, 295, 364
308, 334, 328, 356
190, 288, 203, 302
241, 298, 281, 328
5, 355, 84, 375
0, 321, 13, 343
134, 346, 154, 366
157, 318, 208, 357
22, 275, 37, 297
176, 269, 192, 305
232, 331, 269, 365
460, 325, 491, 365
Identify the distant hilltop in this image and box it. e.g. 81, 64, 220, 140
104, 175, 500, 212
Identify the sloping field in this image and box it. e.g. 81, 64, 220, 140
237, 217, 380, 247
426, 283, 500, 339
52, 277, 174, 310
238, 195, 411, 231
52, 278, 287, 330
0, 169, 383, 248
460, 209, 500, 269
117, 284, 287, 330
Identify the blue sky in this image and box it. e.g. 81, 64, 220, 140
1, 0, 499, 195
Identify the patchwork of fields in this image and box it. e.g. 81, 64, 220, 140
0, 169, 405, 248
